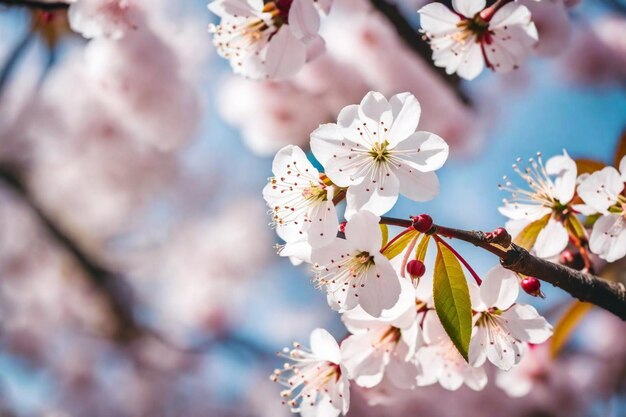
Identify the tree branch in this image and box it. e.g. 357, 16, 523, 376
0, 0, 69, 10
368, 0, 469, 104
380, 216, 626, 320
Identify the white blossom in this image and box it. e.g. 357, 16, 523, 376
419, 0, 538, 80
577, 157, 626, 262
263, 145, 339, 251
311, 210, 402, 317
340, 279, 424, 389
416, 312, 487, 391
498, 151, 577, 258
68, 0, 141, 40
310, 91, 449, 219
208, 0, 327, 80
469, 266, 553, 371
271, 328, 350, 417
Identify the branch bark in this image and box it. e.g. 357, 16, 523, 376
380, 216, 626, 320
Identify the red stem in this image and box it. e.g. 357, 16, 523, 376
380, 226, 415, 254
433, 235, 482, 285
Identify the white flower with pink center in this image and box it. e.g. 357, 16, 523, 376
577, 156, 626, 262
340, 279, 424, 389
416, 311, 487, 391
311, 210, 402, 317
469, 266, 553, 371
310, 91, 449, 219
271, 328, 350, 417
498, 151, 578, 258
208, 0, 327, 80
263, 145, 339, 252
419, 0, 538, 80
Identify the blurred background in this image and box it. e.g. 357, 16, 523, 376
0, 0, 624, 416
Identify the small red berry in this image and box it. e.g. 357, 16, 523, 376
338, 222, 347, 234
412, 214, 433, 233
406, 260, 426, 279
521, 276, 542, 297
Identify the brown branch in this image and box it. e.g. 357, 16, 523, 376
368, 0, 470, 105
0, 0, 69, 10
380, 216, 626, 320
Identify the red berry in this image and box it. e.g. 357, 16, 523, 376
338, 222, 347, 233
412, 214, 433, 233
406, 260, 426, 279
521, 277, 541, 296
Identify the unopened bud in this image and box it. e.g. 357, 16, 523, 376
559, 249, 585, 270
338, 222, 346, 234
486, 227, 511, 246
412, 214, 433, 233
407, 260, 426, 279
521, 277, 543, 298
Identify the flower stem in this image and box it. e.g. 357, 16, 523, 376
380, 225, 414, 254
433, 235, 482, 285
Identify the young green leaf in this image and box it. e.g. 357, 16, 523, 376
513, 213, 551, 250
382, 229, 419, 260
564, 213, 587, 241
433, 240, 473, 361
415, 234, 430, 262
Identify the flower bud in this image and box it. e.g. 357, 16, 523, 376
338, 222, 346, 234
521, 277, 542, 297
412, 214, 433, 233
406, 260, 426, 279
559, 249, 584, 270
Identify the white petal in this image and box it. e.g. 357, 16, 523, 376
337, 104, 359, 128
264, 25, 307, 79
310, 123, 346, 167
208, 0, 262, 18
306, 201, 339, 248
396, 169, 440, 203
500, 304, 553, 344
620, 155, 626, 181
498, 203, 551, 221
479, 266, 519, 310
388, 92, 421, 145
485, 326, 516, 370
418, 3, 462, 35
452, 0, 486, 18
288, 0, 320, 43
456, 43, 485, 81
271, 144, 319, 178
392, 131, 449, 172
357, 91, 392, 130
344, 210, 382, 253
344, 169, 400, 218
310, 328, 342, 364
468, 324, 488, 367
577, 167, 623, 214
545, 149, 577, 204
358, 258, 402, 317
533, 219, 568, 258
589, 214, 626, 262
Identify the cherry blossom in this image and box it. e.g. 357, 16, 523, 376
416, 311, 487, 391
469, 266, 553, 371
263, 145, 340, 249
418, 0, 538, 80
340, 279, 424, 389
68, 0, 141, 40
271, 328, 350, 417
311, 210, 402, 317
208, 0, 328, 80
310, 91, 449, 218
498, 151, 577, 258
577, 158, 626, 262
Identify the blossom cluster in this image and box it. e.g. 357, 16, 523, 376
263, 91, 554, 417
499, 151, 626, 263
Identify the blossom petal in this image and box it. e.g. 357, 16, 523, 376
344, 210, 382, 253
388, 92, 421, 145
533, 218, 568, 258
545, 149, 577, 205
358, 91, 393, 131
264, 25, 307, 79
306, 200, 339, 247
498, 203, 551, 221
310, 328, 342, 364
392, 131, 449, 173
419, 3, 463, 35
396, 169, 440, 203
501, 304, 553, 344
577, 167, 623, 214
358, 257, 401, 317
288, 0, 321, 43
479, 266, 519, 311
589, 214, 626, 262
452, 0, 486, 18
345, 169, 400, 218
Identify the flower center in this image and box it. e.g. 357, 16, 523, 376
454, 16, 489, 44
369, 140, 391, 163
302, 183, 327, 202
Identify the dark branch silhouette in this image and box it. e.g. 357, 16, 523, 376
380, 216, 626, 320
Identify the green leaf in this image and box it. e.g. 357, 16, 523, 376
380, 224, 389, 248
575, 158, 605, 175
564, 213, 587, 241
513, 213, 551, 250
382, 229, 419, 260
415, 235, 430, 262
550, 301, 593, 359
433, 241, 472, 361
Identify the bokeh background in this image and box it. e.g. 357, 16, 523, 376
0, 0, 624, 416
